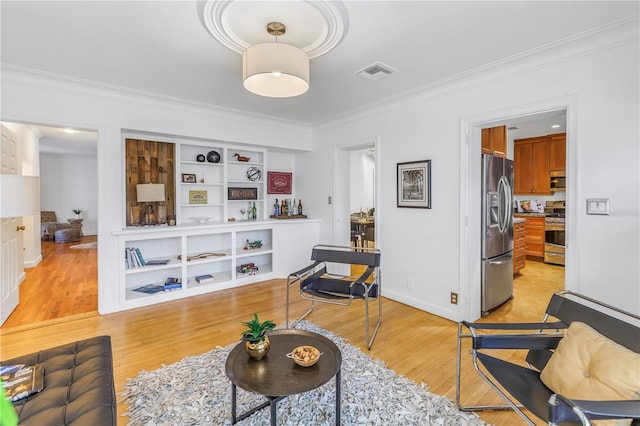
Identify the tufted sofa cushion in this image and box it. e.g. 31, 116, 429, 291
1, 336, 116, 426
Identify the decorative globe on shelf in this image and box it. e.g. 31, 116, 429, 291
246, 167, 261, 181
207, 150, 221, 163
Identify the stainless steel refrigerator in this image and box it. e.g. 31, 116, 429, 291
481, 155, 514, 315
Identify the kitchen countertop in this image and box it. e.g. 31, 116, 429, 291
513, 217, 526, 224
514, 212, 546, 218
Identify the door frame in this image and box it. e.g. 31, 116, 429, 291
332, 138, 380, 273
459, 96, 577, 321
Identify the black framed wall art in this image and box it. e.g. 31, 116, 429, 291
397, 160, 431, 209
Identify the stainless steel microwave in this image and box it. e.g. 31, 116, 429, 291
550, 170, 566, 192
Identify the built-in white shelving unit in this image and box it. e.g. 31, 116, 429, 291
178, 143, 266, 225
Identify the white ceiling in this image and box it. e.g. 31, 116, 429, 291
2, 1, 637, 128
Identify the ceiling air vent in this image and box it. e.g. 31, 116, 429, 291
508, 126, 519, 131
355, 62, 397, 81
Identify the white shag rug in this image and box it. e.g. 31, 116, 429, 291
69, 241, 97, 249
121, 321, 486, 425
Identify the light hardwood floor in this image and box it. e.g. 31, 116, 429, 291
1, 236, 98, 329
0, 249, 563, 425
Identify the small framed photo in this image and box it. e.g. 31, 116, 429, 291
397, 160, 431, 209
228, 187, 258, 200
182, 173, 196, 183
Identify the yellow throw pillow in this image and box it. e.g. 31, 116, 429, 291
540, 321, 640, 426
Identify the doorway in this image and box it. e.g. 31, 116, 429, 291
0, 121, 99, 329
460, 98, 575, 321
332, 141, 379, 261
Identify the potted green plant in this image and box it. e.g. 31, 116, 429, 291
241, 313, 275, 360
72, 209, 83, 219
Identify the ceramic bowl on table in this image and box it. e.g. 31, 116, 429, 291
287, 345, 322, 367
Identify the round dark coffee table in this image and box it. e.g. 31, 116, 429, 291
225, 329, 342, 425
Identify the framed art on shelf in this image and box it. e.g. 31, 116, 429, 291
267, 171, 292, 194
397, 160, 431, 209
228, 187, 258, 200
189, 190, 208, 204
182, 173, 196, 183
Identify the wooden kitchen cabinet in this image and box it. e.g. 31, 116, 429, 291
513, 220, 526, 274
513, 136, 551, 195
549, 133, 566, 171
481, 125, 507, 158
515, 215, 545, 259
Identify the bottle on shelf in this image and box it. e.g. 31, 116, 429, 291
298, 199, 303, 216
281, 199, 287, 216
292, 199, 297, 215
274, 199, 280, 217
251, 202, 257, 220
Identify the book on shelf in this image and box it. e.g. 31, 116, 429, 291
146, 259, 170, 266
133, 284, 165, 294
195, 274, 215, 284
134, 247, 146, 266
125, 247, 149, 268
164, 277, 182, 290
0, 363, 45, 402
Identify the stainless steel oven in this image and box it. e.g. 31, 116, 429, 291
545, 214, 565, 265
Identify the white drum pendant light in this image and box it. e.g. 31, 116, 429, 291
243, 22, 309, 98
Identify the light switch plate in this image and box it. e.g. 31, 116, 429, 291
586, 198, 609, 215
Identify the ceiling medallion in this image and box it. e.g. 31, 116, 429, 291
200, 0, 349, 59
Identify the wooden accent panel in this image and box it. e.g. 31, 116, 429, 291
125, 139, 175, 226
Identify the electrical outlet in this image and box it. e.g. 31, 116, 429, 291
450, 292, 458, 305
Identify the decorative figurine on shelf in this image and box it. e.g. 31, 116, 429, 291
243, 239, 263, 250
207, 150, 221, 163
233, 153, 251, 162
196, 154, 206, 162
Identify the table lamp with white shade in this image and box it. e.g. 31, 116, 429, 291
136, 183, 165, 225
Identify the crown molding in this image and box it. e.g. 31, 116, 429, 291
315, 16, 639, 131
1, 64, 312, 130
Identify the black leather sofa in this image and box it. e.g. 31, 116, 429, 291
1, 335, 116, 425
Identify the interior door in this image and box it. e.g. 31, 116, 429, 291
1, 125, 21, 324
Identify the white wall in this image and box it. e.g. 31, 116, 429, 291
1, 69, 310, 315
40, 153, 98, 235
350, 150, 375, 215
301, 24, 639, 320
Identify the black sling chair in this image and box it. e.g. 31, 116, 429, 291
285, 244, 381, 349
456, 291, 640, 425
